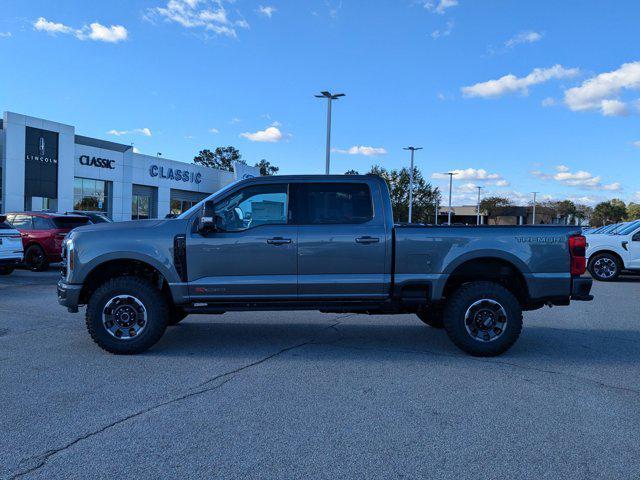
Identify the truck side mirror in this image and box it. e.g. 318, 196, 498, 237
198, 200, 220, 233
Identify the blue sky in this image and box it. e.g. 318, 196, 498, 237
1, 0, 639, 206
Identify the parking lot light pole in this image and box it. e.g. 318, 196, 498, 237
315, 91, 345, 175
403, 146, 423, 223
532, 192, 539, 225
476, 186, 483, 225
445, 172, 457, 225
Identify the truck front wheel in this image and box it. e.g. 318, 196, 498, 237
443, 281, 522, 357
85, 277, 168, 354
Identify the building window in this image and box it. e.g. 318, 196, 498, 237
170, 199, 197, 215
132, 194, 151, 220
74, 178, 110, 214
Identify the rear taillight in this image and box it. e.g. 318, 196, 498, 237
569, 235, 586, 276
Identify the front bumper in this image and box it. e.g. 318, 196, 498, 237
57, 279, 83, 313
571, 277, 593, 301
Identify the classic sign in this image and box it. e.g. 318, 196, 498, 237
149, 165, 202, 184
79, 155, 116, 169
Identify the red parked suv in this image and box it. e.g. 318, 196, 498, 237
6, 212, 90, 271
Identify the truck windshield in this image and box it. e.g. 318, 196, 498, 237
616, 220, 640, 236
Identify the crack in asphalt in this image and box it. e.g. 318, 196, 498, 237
7, 317, 346, 480
314, 341, 640, 397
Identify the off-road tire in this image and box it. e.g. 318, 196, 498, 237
443, 281, 523, 357
85, 277, 168, 354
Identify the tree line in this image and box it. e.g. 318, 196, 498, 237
193, 146, 279, 176
192, 146, 638, 226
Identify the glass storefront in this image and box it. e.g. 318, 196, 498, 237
74, 177, 110, 214
170, 198, 197, 215
170, 189, 207, 216
132, 194, 151, 220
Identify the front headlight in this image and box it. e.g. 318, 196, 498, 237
65, 238, 75, 281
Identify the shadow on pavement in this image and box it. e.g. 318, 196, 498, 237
150, 319, 640, 363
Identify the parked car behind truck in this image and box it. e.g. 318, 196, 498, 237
587, 220, 640, 281
58, 175, 593, 357
6, 212, 90, 271
0, 216, 23, 275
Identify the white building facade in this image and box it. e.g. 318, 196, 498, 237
0, 112, 240, 221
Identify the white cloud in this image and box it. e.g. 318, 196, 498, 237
532, 165, 621, 191
633, 140, 640, 148
209, 127, 220, 134
432, 168, 508, 186
564, 61, 640, 116
147, 0, 249, 38
257, 5, 276, 17
0, 32, 12, 38
462, 65, 579, 98
431, 20, 454, 39
34, 17, 74, 34
107, 127, 152, 137
505, 30, 543, 48
135, 127, 152, 137
541, 97, 556, 107
332, 146, 388, 156
240, 126, 283, 142
229, 117, 241, 124
33, 17, 127, 43
600, 99, 628, 116
132, 147, 141, 153
77, 23, 128, 43
424, 0, 459, 14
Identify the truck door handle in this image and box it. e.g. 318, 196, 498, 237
355, 236, 380, 244
267, 237, 292, 245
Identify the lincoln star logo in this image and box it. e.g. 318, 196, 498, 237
39, 137, 45, 156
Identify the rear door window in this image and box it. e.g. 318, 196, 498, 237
52, 217, 90, 229
12, 215, 33, 230
33, 216, 53, 230
293, 183, 373, 225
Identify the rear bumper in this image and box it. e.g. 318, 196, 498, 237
0, 258, 21, 267
57, 279, 83, 313
571, 277, 593, 301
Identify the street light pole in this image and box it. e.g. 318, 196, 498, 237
532, 192, 539, 225
446, 172, 457, 225
403, 146, 423, 223
315, 91, 345, 175
476, 186, 483, 225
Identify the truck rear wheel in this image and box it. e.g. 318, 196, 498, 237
85, 277, 168, 354
416, 306, 444, 328
443, 281, 522, 357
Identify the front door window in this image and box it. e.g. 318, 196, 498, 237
213, 184, 288, 232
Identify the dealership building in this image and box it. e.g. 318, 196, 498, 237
0, 111, 243, 221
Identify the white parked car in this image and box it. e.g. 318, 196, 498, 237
586, 220, 640, 281
0, 215, 24, 275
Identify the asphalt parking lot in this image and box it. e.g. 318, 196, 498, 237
1, 269, 639, 480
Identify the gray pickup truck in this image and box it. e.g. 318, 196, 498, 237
58, 175, 593, 356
